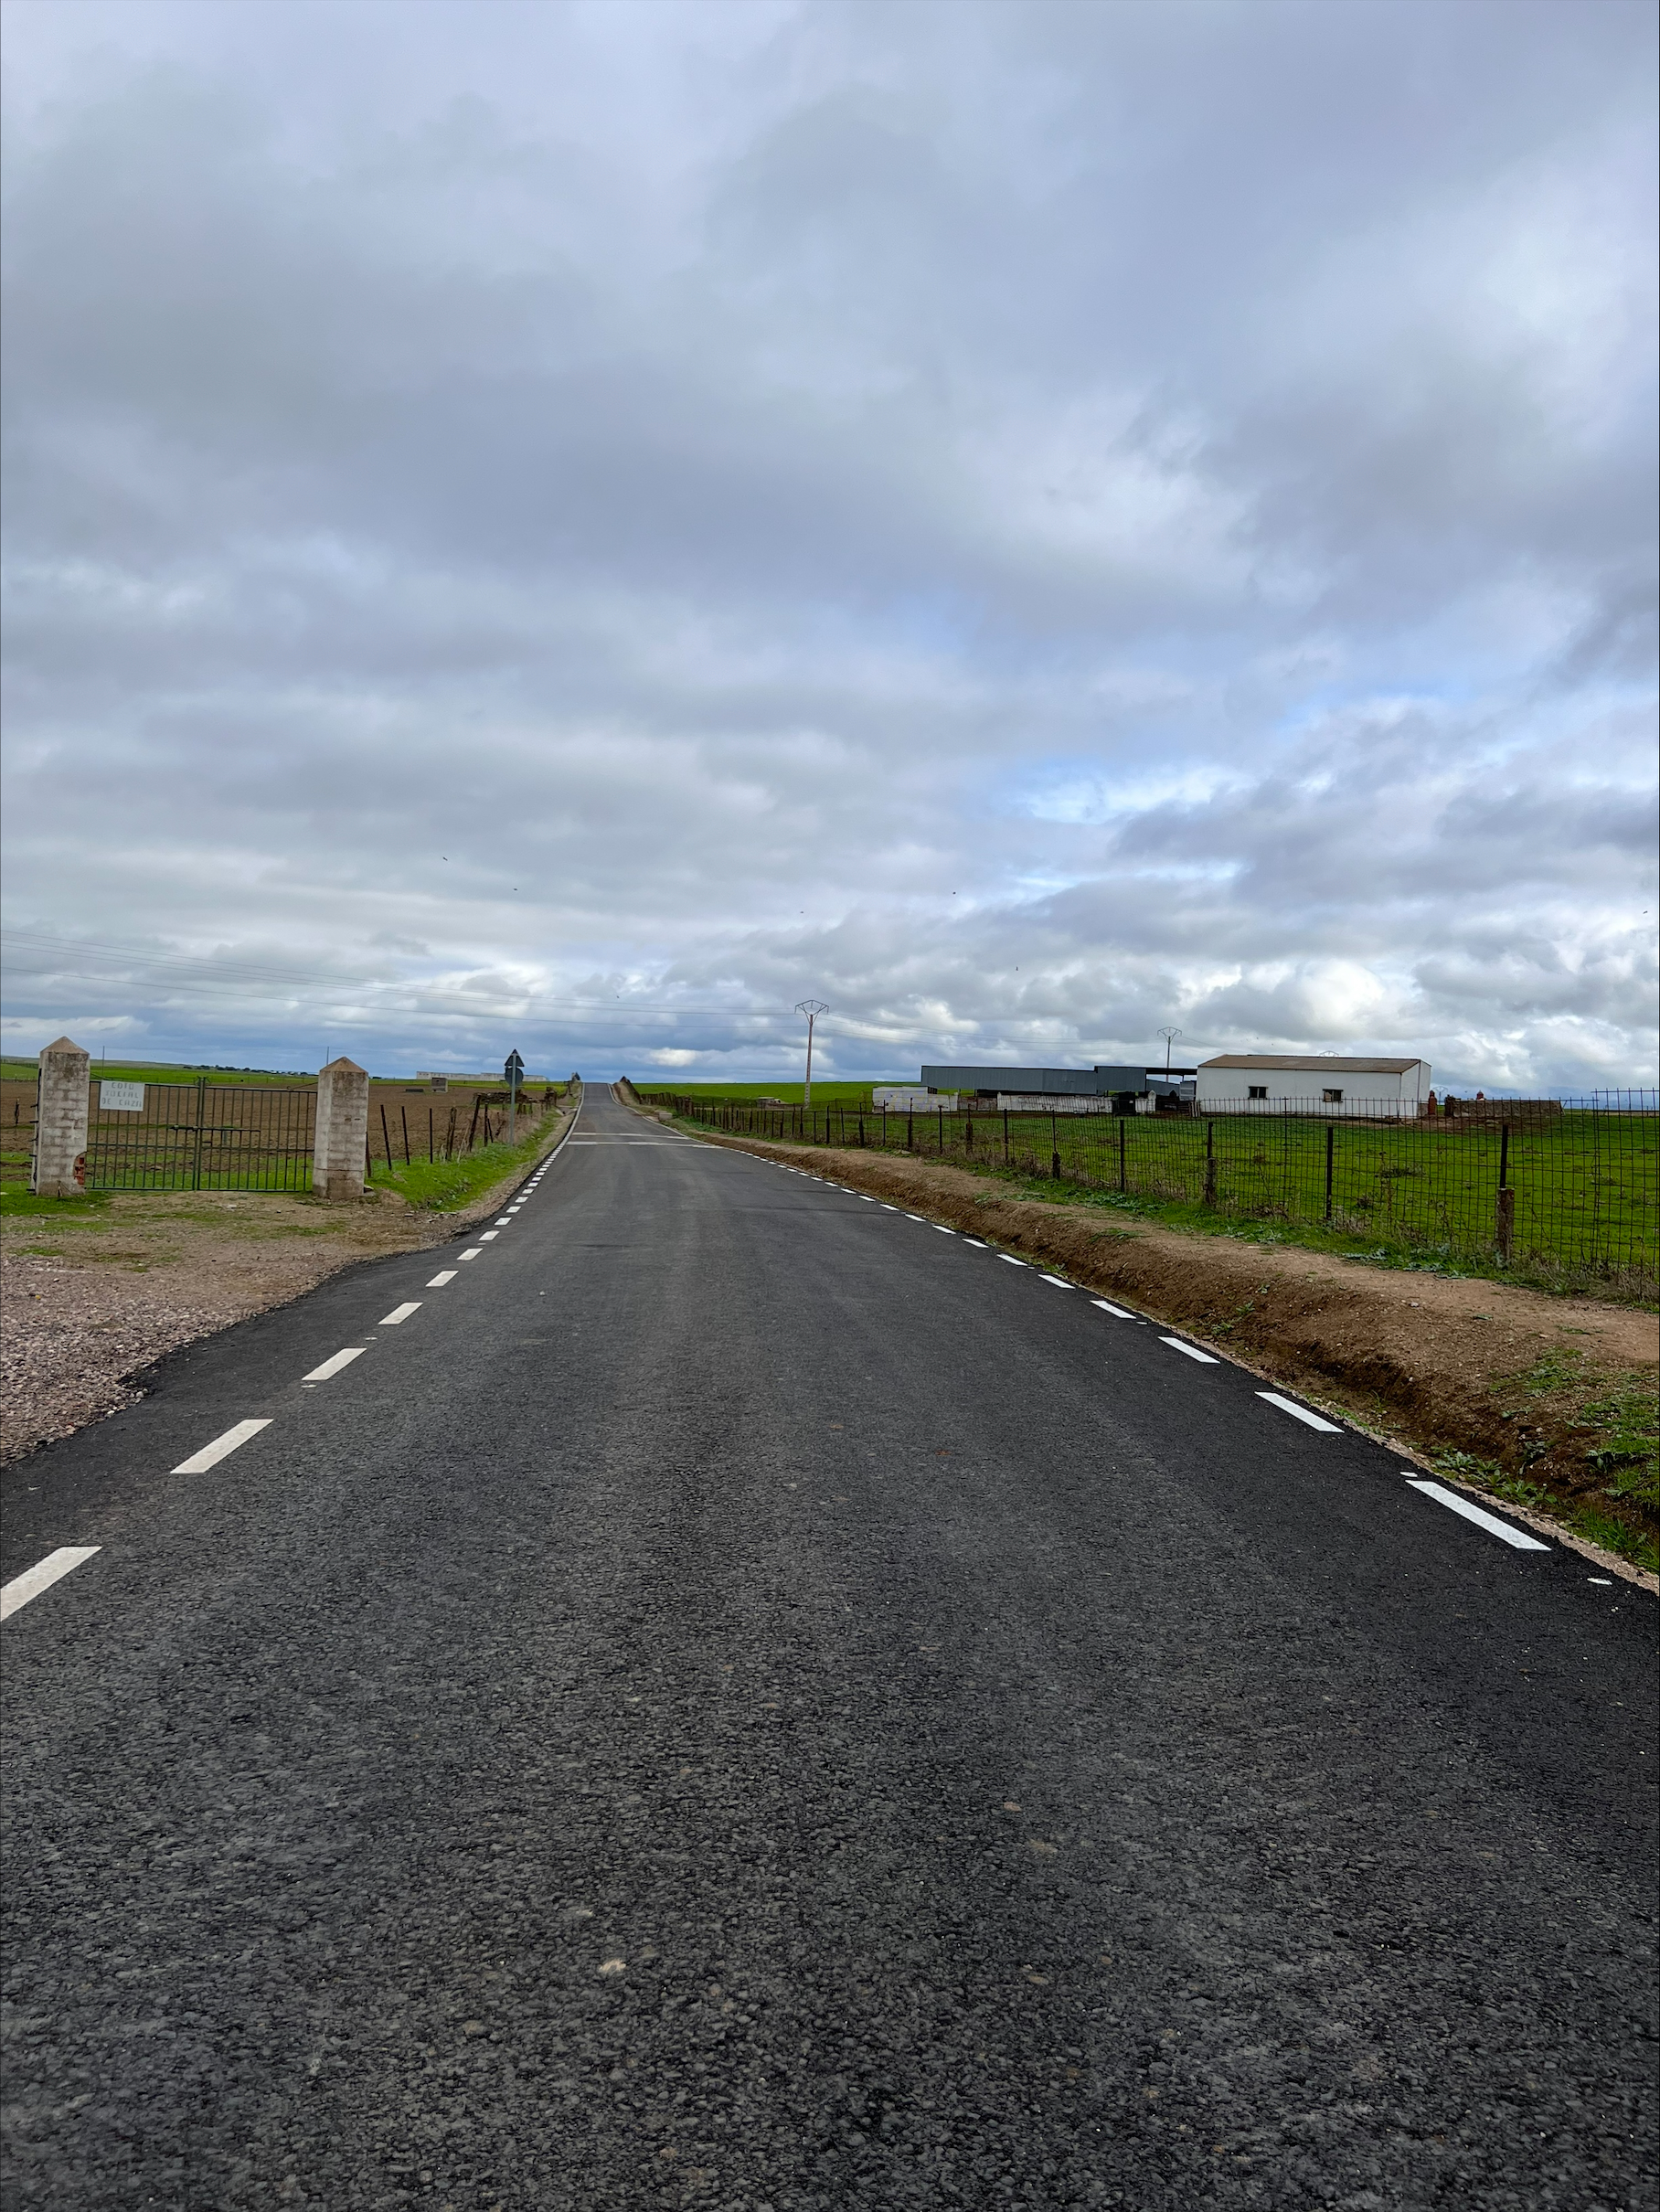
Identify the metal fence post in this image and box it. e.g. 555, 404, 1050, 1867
1051, 1111, 1060, 1182
191, 1075, 208, 1191
1324, 1123, 1335, 1222
1119, 1117, 1127, 1193
1204, 1118, 1217, 1205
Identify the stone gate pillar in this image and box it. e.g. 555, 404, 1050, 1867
32, 1036, 91, 1196
313, 1056, 368, 1200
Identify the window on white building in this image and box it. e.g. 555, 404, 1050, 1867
1248, 1084, 1268, 1100
1323, 1088, 1344, 1103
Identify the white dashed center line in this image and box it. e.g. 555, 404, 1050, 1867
427, 1270, 457, 1287
378, 1303, 422, 1326
302, 1347, 367, 1383
1257, 1391, 1341, 1432
1, 1547, 101, 1623
1406, 1478, 1550, 1550
172, 1418, 272, 1473
1160, 1337, 1218, 1364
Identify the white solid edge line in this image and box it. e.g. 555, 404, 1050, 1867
171, 1416, 272, 1473
1406, 1479, 1551, 1551
1091, 1300, 1135, 1319
999, 1254, 1028, 1267
460, 1248, 483, 1260
302, 1347, 367, 1384
2, 1547, 101, 1622
1039, 1274, 1074, 1288
1160, 1337, 1219, 1363
378, 1303, 422, 1325
1257, 1391, 1342, 1433
427, 1270, 457, 1287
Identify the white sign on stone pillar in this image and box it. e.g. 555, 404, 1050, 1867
33, 1037, 91, 1196
313, 1057, 369, 1200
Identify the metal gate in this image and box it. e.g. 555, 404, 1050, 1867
82, 1079, 316, 1192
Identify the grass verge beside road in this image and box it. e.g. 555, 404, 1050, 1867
367, 1090, 577, 1211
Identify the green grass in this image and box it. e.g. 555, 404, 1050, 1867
0, 1186, 112, 1220
634, 1080, 906, 1106
1432, 1447, 1658, 1576
657, 1095, 1658, 1301
368, 1098, 573, 1211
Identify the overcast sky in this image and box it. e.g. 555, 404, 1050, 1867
2, 0, 1655, 1089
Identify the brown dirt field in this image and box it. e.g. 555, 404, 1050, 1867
1, 1096, 580, 1467
627, 1102, 1657, 1589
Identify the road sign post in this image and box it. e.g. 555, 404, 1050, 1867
505, 1049, 524, 1146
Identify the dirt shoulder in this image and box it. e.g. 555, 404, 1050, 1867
633, 1104, 1657, 1588
1, 1095, 581, 1467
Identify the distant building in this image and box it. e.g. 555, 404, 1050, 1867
919, 1063, 1196, 1109
1196, 1054, 1431, 1118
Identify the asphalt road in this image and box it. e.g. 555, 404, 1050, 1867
3, 1083, 1655, 2212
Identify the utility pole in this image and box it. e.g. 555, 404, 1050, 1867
1158, 1026, 1183, 1079
504, 1048, 524, 1144
795, 1000, 829, 1109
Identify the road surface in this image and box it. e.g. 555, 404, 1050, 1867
3, 1082, 1655, 2209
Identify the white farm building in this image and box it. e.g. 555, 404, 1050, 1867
1196, 1054, 1431, 1119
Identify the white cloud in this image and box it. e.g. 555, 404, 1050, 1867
1, 0, 1654, 1091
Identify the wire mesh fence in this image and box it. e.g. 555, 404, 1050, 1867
654, 1091, 1659, 1296
83, 1078, 315, 1192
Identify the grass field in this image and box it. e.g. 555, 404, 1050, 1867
656, 1094, 1658, 1300
633, 1080, 911, 1107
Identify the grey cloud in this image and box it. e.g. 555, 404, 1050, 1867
1, 0, 1654, 1093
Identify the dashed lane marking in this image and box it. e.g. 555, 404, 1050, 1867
480, 1231, 499, 1241
933, 1225, 957, 1236
379, 1303, 422, 1326
302, 1347, 367, 1383
172, 1418, 273, 1473
494, 1217, 514, 1225
1092, 1300, 1137, 1319
460, 1248, 483, 1260
1257, 1391, 1341, 1432
1406, 1478, 1550, 1551
2, 1548, 101, 1623
1039, 1273, 1074, 1289
1000, 1255, 1028, 1268
1160, 1337, 1218, 1363
963, 1238, 986, 1247
427, 1270, 457, 1287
